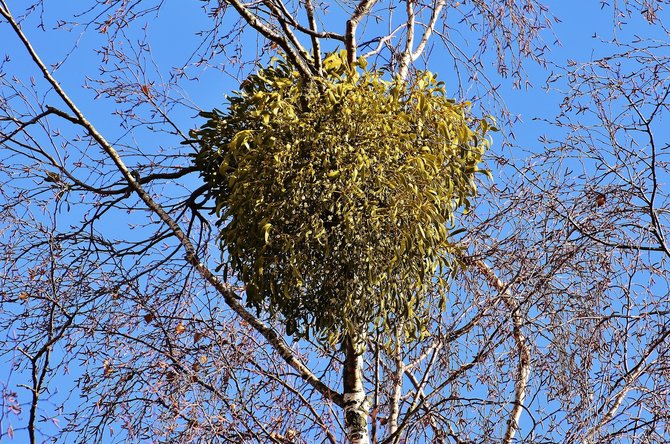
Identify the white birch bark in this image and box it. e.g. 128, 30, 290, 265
343, 336, 370, 444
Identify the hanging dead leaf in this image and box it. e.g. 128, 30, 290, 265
18, 292, 29, 301
103, 360, 113, 377
596, 193, 606, 207
143, 313, 155, 323
193, 332, 204, 343
175, 321, 186, 334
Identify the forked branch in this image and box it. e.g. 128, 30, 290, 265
465, 257, 530, 444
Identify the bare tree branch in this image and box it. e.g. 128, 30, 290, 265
0, 0, 342, 409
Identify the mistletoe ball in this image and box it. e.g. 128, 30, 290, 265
193, 52, 493, 343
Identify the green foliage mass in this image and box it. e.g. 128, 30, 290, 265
193, 51, 493, 344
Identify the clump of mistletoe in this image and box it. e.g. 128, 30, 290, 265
193, 51, 494, 345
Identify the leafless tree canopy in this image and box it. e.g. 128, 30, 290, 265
1, 0, 670, 443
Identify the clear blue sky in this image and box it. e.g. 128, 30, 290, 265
1, 1, 668, 442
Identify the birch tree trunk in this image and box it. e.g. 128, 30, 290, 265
343, 336, 370, 444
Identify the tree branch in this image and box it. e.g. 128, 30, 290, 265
466, 258, 530, 444
346, 0, 378, 65
302, 0, 322, 74
0, 2, 342, 408
397, 0, 416, 80
411, 0, 445, 61
223, 0, 314, 78
582, 325, 670, 443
